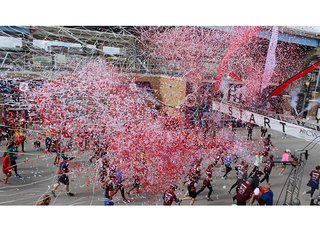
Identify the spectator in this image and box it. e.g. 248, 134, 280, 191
248, 185, 265, 205
260, 183, 273, 205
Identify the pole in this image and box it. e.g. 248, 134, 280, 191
314, 68, 320, 93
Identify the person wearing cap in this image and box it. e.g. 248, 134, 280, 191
234, 178, 253, 205
51, 155, 75, 197
279, 149, 290, 175
163, 184, 180, 205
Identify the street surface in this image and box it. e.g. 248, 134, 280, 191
0, 127, 319, 205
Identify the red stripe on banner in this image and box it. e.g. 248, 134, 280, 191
268, 61, 320, 98
229, 72, 243, 81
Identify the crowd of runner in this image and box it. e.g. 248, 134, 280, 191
1, 120, 320, 206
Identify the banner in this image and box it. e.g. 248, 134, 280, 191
212, 101, 320, 143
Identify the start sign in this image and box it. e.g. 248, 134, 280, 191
212, 101, 320, 143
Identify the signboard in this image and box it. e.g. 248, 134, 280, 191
212, 101, 320, 143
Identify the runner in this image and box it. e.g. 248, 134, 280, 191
51, 155, 75, 197
7, 140, 22, 178
196, 164, 214, 201
163, 184, 180, 205
103, 177, 119, 206
263, 134, 273, 157
2, 152, 12, 184
234, 178, 253, 205
110, 165, 130, 203
127, 175, 141, 195
180, 175, 198, 205
222, 153, 232, 179
260, 126, 267, 138
246, 122, 253, 140
303, 165, 320, 198
279, 149, 291, 175
260, 155, 274, 184
228, 162, 248, 194
248, 152, 263, 178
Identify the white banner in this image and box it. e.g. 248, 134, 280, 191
212, 101, 320, 143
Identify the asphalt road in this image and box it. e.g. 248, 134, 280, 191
0, 127, 319, 206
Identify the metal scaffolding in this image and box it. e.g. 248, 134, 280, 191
282, 149, 309, 205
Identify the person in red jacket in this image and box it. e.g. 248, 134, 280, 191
235, 178, 253, 205
196, 164, 214, 201
2, 152, 12, 184
163, 184, 180, 205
